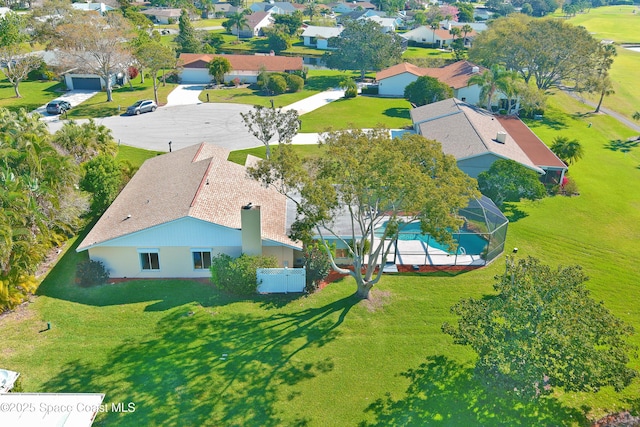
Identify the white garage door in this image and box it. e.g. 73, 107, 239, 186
180, 68, 212, 84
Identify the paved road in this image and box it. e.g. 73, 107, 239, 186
47, 103, 264, 152
562, 88, 640, 133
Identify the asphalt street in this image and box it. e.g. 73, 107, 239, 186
47, 103, 265, 153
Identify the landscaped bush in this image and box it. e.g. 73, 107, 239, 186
286, 74, 304, 92
210, 253, 278, 296
162, 71, 180, 84
561, 176, 580, 196
76, 259, 110, 287
303, 243, 332, 293
361, 85, 378, 95
267, 74, 287, 95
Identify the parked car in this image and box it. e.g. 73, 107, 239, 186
46, 100, 72, 115
126, 100, 157, 115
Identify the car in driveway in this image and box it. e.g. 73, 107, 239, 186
46, 100, 72, 115
126, 100, 157, 115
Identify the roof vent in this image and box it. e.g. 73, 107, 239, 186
496, 131, 507, 144
472, 66, 479, 74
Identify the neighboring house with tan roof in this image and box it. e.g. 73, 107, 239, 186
140, 8, 192, 24
331, 1, 376, 13
377, 60, 490, 105
410, 98, 566, 181
77, 143, 302, 279
179, 53, 303, 84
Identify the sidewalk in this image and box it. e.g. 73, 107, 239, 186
282, 88, 345, 115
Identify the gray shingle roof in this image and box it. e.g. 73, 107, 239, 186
411, 99, 542, 173
77, 143, 300, 251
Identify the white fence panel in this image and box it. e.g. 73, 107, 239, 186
257, 268, 306, 293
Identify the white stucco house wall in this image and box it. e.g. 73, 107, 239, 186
376, 61, 485, 104
231, 11, 274, 38
301, 26, 343, 49
77, 143, 302, 279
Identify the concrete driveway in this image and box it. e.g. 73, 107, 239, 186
34, 90, 99, 123
166, 84, 205, 106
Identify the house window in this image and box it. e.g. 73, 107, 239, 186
192, 250, 212, 270
139, 251, 160, 270
335, 248, 349, 258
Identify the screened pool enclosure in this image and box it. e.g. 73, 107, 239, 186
379, 196, 509, 267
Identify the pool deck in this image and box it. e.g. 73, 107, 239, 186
371, 239, 486, 267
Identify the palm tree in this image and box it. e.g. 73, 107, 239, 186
305, 2, 319, 21
551, 136, 584, 166
209, 56, 232, 87
468, 65, 514, 111
227, 12, 248, 42
594, 76, 615, 114
461, 24, 472, 47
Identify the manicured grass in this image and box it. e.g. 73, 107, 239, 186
0, 72, 66, 113
566, 5, 640, 43
227, 144, 324, 165
115, 145, 163, 168
564, 6, 640, 121
3, 91, 640, 425
300, 95, 412, 132
402, 46, 455, 60
67, 78, 177, 119
198, 69, 362, 107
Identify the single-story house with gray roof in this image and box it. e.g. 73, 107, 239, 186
77, 143, 302, 278
410, 98, 566, 182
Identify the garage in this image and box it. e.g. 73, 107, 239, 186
180, 68, 212, 84
71, 77, 101, 90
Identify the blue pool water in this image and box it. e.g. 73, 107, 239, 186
378, 222, 488, 255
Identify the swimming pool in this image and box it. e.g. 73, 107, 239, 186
377, 221, 489, 255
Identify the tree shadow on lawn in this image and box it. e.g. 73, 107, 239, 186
501, 202, 528, 223
383, 107, 410, 120
42, 294, 358, 426
360, 355, 588, 427
605, 138, 640, 153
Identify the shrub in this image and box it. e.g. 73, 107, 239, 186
303, 243, 332, 293
268, 74, 287, 95
210, 253, 278, 295
76, 259, 110, 287
163, 71, 180, 84
344, 87, 357, 98
361, 85, 378, 95
286, 74, 304, 92
561, 176, 580, 196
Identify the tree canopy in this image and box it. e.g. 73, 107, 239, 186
135, 41, 178, 104
443, 256, 637, 398
476, 159, 546, 207
248, 129, 479, 299
404, 75, 453, 107
240, 106, 300, 159
176, 9, 200, 53
208, 56, 232, 85
0, 12, 43, 98
468, 15, 600, 91
551, 136, 583, 166
323, 20, 403, 80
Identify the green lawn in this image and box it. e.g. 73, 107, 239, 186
2, 87, 640, 425
199, 69, 362, 108
0, 72, 66, 113
565, 6, 640, 121
67, 78, 177, 119
402, 46, 455, 60
300, 96, 412, 132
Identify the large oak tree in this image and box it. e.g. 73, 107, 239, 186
323, 20, 403, 80
443, 256, 637, 398
469, 15, 599, 91
249, 129, 479, 299
53, 13, 133, 102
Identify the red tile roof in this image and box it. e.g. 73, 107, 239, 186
376, 60, 486, 89
179, 53, 303, 72
496, 116, 567, 169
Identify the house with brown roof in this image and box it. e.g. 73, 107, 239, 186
410, 98, 567, 182
179, 53, 304, 84
140, 8, 195, 24
377, 61, 489, 102
77, 144, 302, 279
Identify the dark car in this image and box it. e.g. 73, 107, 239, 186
46, 100, 72, 115
126, 100, 157, 115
